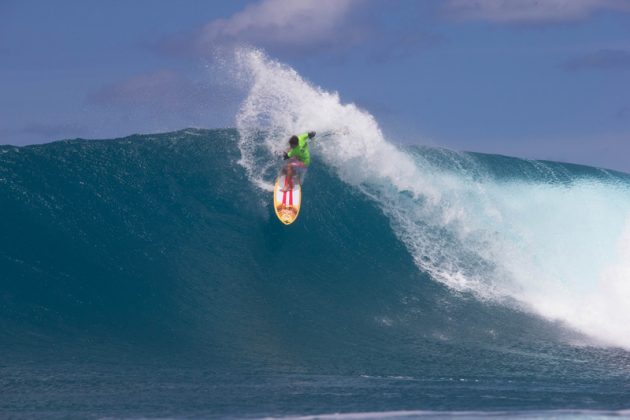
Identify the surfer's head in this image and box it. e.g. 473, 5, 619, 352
289, 135, 298, 147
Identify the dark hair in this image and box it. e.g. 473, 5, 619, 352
289, 135, 298, 147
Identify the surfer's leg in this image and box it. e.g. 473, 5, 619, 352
281, 170, 290, 192
292, 162, 307, 184
281, 160, 299, 191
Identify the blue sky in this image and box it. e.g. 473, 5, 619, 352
1, 0, 629, 172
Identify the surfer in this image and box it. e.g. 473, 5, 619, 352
282, 131, 316, 184
274, 130, 317, 223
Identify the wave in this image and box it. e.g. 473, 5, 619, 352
1, 51, 629, 369
2, 128, 630, 398
234, 48, 630, 350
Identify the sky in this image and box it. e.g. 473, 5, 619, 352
1, 0, 629, 172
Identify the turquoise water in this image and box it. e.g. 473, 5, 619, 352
1, 129, 630, 418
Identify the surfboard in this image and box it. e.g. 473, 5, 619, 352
273, 173, 301, 225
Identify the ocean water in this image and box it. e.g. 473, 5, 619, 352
1, 128, 630, 419
2, 49, 630, 418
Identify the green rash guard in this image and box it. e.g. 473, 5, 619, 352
287, 132, 311, 166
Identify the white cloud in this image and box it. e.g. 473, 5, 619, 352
444, 0, 630, 23
193, 0, 360, 53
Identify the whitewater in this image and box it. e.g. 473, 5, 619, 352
234, 48, 630, 350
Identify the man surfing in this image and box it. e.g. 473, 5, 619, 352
282, 131, 316, 185
274, 131, 315, 221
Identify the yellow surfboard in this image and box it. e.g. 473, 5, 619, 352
273, 173, 301, 225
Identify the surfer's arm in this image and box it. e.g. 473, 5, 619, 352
297, 132, 316, 143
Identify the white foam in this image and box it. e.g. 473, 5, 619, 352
234, 48, 439, 200
233, 48, 630, 350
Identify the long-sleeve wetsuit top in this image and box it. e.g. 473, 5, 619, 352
287, 132, 311, 166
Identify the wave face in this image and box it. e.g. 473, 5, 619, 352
1, 128, 630, 417
235, 49, 630, 350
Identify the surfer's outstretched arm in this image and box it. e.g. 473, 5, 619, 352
296, 131, 315, 143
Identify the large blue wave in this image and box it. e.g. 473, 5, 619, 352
4, 47, 630, 417
1, 129, 630, 417
0, 128, 627, 353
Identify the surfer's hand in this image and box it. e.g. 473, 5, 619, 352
283, 152, 289, 160
308, 131, 316, 139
